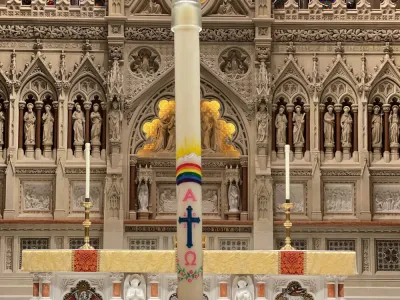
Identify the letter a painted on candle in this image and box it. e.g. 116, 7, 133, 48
183, 188, 197, 202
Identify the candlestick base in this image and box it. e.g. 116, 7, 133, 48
280, 202, 296, 251
79, 200, 94, 250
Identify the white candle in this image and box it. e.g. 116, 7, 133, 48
85, 143, 90, 199
285, 144, 290, 202
173, 1, 203, 300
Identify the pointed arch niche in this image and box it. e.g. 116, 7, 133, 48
127, 78, 251, 221
272, 78, 310, 161
67, 76, 106, 160
18, 75, 58, 160
368, 78, 400, 163
320, 78, 357, 162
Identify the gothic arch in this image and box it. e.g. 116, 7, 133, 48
20, 75, 57, 102
128, 78, 250, 156
321, 78, 357, 104
369, 78, 400, 104
68, 76, 106, 104
273, 78, 309, 104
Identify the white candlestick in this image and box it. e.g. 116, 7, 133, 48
172, 1, 203, 300
285, 144, 290, 202
85, 143, 90, 199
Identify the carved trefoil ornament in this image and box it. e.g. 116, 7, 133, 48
129, 47, 160, 79
219, 47, 250, 80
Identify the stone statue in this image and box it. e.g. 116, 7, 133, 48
72, 103, 85, 144
126, 278, 145, 300
138, 182, 149, 212
109, 100, 123, 141
390, 105, 399, 144
0, 103, 5, 145
234, 280, 252, 300
256, 102, 269, 143
217, 0, 238, 15
275, 105, 287, 145
292, 105, 305, 145
371, 105, 382, 146
24, 103, 36, 145
202, 114, 222, 152
165, 113, 176, 151
42, 104, 54, 145
228, 183, 239, 212
324, 105, 335, 145
141, 0, 162, 14
340, 106, 352, 146
153, 115, 169, 151
90, 103, 102, 144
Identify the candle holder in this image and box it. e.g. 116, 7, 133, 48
280, 202, 296, 250
79, 198, 94, 250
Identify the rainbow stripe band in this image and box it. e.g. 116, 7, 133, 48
176, 163, 202, 185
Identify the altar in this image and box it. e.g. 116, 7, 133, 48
22, 249, 356, 300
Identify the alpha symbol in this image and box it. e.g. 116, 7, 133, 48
183, 188, 197, 202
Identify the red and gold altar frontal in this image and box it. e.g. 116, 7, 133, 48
22, 249, 356, 276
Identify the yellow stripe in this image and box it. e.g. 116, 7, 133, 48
176, 169, 202, 176
21, 250, 73, 272
176, 138, 201, 159
204, 251, 279, 274
99, 250, 175, 273
305, 251, 357, 275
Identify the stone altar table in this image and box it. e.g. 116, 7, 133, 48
22, 249, 356, 300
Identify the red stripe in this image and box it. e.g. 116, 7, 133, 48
176, 163, 202, 172
279, 251, 304, 275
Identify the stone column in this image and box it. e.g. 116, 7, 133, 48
334, 104, 343, 162
304, 104, 310, 162
67, 103, 74, 159
110, 272, 124, 300
35, 100, 43, 159
18, 101, 25, 159
217, 274, 230, 300
84, 101, 91, 144
101, 102, 107, 160
351, 104, 358, 162
39, 273, 52, 300
338, 276, 347, 300
148, 274, 161, 300
271, 104, 277, 161
30, 273, 40, 300
240, 157, 248, 221
254, 275, 268, 300
383, 104, 390, 162
326, 276, 336, 300
286, 104, 294, 156
129, 157, 137, 220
